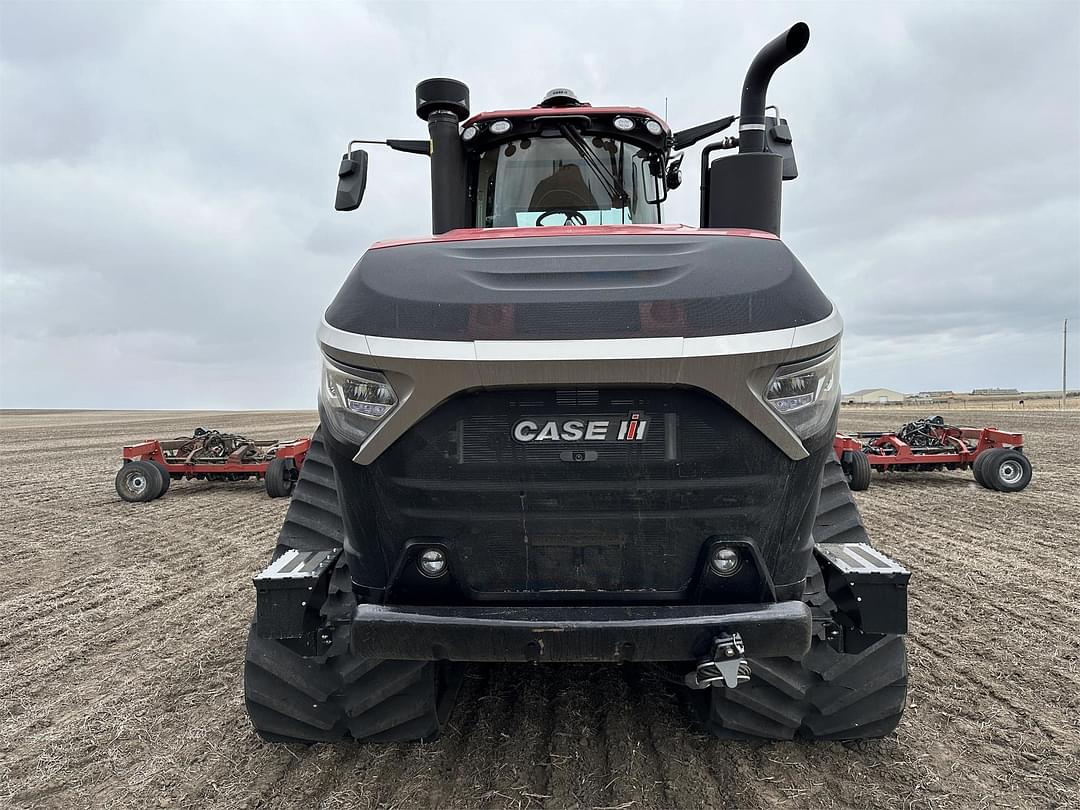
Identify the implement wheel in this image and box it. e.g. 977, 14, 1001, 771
264, 457, 294, 498
151, 461, 172, 497
972, 450, 993, 487
982, 448, 1032, 493
115, 460, 164, 502
844, 451, 872, 491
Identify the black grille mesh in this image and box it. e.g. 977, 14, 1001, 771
365, 388, 797, 595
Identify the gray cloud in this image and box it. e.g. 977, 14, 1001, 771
2, 0, 1078, 408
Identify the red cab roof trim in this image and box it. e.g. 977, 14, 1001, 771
369, 224, 778, 251
465, 106, 670, 134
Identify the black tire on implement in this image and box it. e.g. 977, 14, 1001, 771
244, 428, 452, 743
845, 450, 872, 491
694, 454, 908, 741
151, 461, 171, 496
972, 449, 994, 488
264, 456, 294, 498
982, 448, 1032, 493
115, 460, 164, 502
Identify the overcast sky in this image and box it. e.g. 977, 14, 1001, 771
1, 0, 1078, 409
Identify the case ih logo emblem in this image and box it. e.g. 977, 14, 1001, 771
513, 414, 648, 443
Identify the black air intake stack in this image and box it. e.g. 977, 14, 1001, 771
706, 23, 809, 234
416, 78, 470, 235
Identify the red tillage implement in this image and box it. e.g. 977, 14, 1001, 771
115, 428, 311, 502
833, 416, 1032, 493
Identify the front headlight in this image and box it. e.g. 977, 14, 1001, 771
319, 356, 398, 444
765, 346, 840, 439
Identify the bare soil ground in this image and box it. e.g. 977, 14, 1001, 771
2, 408, 1078, 809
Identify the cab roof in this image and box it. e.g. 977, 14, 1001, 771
464, 106, 671, 134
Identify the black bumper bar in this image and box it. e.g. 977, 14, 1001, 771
350, 601, 811, 662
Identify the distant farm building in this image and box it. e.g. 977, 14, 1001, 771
917, 390, 955, 398
844, 388, 906, 404
971, 387, 1020, 396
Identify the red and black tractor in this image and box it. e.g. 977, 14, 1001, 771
244, 23, 910, 744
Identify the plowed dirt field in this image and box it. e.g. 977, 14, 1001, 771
2, 408, 1077, 809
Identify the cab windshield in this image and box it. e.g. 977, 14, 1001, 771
475, 135, 663, 228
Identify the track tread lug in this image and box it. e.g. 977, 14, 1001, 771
709, 700, 799, 740
245, 701, 345, 743
245, 627, 343, 701
244, 665, 342, 730
339, 661, 427, 717
345, 690, 437, 740
726, 683, 806, 727
749, 657, 814, 699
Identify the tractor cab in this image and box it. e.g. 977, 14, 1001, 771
461, 93, 669, 228
334, 72, 800, 237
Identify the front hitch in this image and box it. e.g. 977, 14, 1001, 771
684, 632, 752, 689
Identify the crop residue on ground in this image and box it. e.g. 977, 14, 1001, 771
1, 407, 1078, 809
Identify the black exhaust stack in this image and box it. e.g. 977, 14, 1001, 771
706, 23, 809, 234
416, 78, 470, 235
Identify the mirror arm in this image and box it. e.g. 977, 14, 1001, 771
387, 139, 431, 155
349, 138, 430, 156
671, 115, 737, 151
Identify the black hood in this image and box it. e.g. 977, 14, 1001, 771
324, 232, 832, 342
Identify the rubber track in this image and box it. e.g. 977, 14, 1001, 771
813, 453, 870, 545
245, 427, 443, 743
698, 456, 908, 741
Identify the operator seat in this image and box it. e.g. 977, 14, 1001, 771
529, 164, 599, 212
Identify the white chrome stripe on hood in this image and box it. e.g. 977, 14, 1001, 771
318, 306, 842, 361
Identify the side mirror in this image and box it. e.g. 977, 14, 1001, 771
666, 153, 684, 190
335, 149, 368, 211
765, 117, 798, 180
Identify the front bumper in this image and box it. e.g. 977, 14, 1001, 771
350, 600, 811, 662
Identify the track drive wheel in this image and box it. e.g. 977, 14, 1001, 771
115, 460, 164, 502
245, 427, 460, 743
981, 448, 1032, 492
693, 454, 907, 741
264, 457, 294, 498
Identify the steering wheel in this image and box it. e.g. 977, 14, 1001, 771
536, 208, 588, 227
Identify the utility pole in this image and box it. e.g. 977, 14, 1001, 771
1064, 318, 1069, 411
